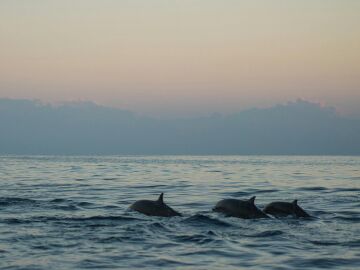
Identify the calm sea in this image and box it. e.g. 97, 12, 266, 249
0, 156, 359, 270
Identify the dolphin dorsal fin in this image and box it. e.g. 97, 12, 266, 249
292, 199, 298, 206
157, 193, 164, 204
248, 196, 256, 205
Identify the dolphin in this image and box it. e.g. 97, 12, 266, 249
213, 196, 269, 219
263, 200, 310, 218
130, 193, 182, 217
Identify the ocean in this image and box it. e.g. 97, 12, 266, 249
0, 156, 359, 269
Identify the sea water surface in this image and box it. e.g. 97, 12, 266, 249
0, 156, 359, 270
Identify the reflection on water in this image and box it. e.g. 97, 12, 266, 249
0, 156, 359, 269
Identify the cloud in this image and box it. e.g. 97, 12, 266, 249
0, 98, 359, 155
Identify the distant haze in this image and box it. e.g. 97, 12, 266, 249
0, 1, 360, 117
0, 98, 359, 155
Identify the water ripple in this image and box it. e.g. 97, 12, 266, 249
0, 155, 359, 270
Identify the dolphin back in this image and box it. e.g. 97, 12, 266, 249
292, 200, 311, 218
213, 196, 268, 219
130, 193, 182, 217
263, 200, 310, 218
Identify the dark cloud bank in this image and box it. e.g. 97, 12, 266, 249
0, 98, 359, 155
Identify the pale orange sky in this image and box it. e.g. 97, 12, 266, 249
0, 0, 359, 117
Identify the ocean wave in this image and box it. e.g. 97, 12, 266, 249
246, 230, 284, 238
334, 215, 360, 222
296, 186, 328, 191
0, 197, 95, 211
1, 215, 142, 225
174, 233, 217, 245
288, 257, 360, 268
182, 214, 232, 227
0, 197, 38, 206
309, 240, 360, 247
1, 155, 359, 270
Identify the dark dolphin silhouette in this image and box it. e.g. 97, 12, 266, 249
213, 196, 269, 219
130, 193, 182, 217
263, 200, 310, 218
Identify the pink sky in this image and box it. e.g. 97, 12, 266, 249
0, 1, 359, 117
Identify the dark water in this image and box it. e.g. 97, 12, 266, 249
0, 156, 359, 270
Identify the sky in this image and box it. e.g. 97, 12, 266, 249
0, 0, 359, 117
